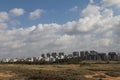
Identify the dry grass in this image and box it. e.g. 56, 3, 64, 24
0, 71, 16, 78
0, 62, 119, 80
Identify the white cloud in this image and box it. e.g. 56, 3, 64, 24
63, 5, 101, 35
101, 38, 111, 46
0, 23, 62, 58
69, 6, 78, 12
82, 5, 100, 17
1, 9, 120, 57
62, 4, 120, 52
0, 12, 9, 22
29, 9, 44, 20
1, 2, 120, 58
55, 34, 75, 46
9, 8, 25, 16
90, 0, 94, 4
101, 8, 113, 18
102, 0, 120, 8
0, 23, 8, 29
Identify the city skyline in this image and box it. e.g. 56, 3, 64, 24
0, 0, 120, 58
1, 50, 119, 63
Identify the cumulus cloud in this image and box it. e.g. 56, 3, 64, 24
9, 8, 25, 16
62, 4, 120, 52
0, 23, 62, 58
29, 9, 44, 20
82, 4, 100, 17
0, 12, 9, 22
90, 0, 94, 4
69, 6, 78, 12
63, 5, 101, 35
0, 23, 8, 29
0, 1, 120, 58
55, 34, 75, 46
102, 0, 120, 8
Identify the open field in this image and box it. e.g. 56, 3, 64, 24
0, 61, 120, 80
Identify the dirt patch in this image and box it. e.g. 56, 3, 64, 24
84, 75, 93, 78
84, 71, 120, 80
0, 71, 16, 78
103, 77, 120, 80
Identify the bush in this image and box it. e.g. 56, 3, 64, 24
80, 62, 91, 67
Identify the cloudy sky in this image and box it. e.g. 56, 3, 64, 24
0, 0, 120, 58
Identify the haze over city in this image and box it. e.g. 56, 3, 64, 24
0, 0, 120, 58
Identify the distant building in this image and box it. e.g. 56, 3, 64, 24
67, 54, 73, 58
118, 53, 120, 60
84, 51, 89, 59
25, 57, 34, 62
51, 52, 57, 58
80, 51, 85, 58
80, 51, 89, 59
0, 50, 119, 64
88, 50, 98, 60
46, 53, 51, 58
41, 54, 45, 58
108, 52, 118, 60
97, 53, 107, 60
58, 52, 65, 59
73, 51, 79, 57
1, 58, 10, 63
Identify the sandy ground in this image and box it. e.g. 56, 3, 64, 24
0, 71, 16, 78
84, 71, 120, 80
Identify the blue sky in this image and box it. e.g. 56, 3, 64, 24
0, 0, 93, 28
0, 0, 120, 58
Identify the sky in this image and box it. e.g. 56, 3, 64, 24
0, 0, 120, 58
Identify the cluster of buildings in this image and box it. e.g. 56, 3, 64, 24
0, 50, 120, 63
0, 52, 65, 63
